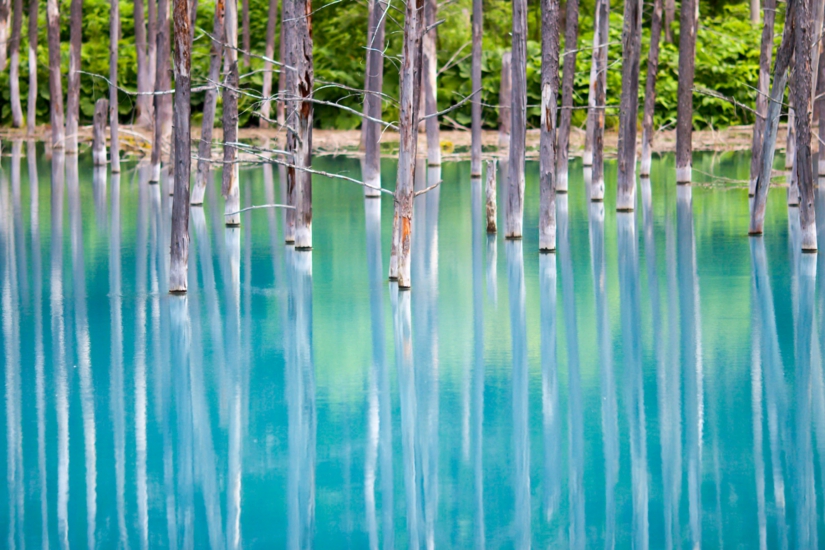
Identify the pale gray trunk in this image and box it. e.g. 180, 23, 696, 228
148, 0, 157, 89
615, 0, 643, 211
110, 0, 121, 173
556, 0, 579, 190
283, 0, 295, 241
135, 0, 154, 127
360, 0, 375, 153
291, 0, 314, 249
590, 0, 609, 200
640, 0, 663, 177
748, 0, 776, 194
751, 0, 759, 23
420, 0, 440, 166
811, 0, 824, 172
486, 159, 497, 233
538, 0, 560, 250
498, 51, 511, 148
675, 0, 698, 182
0, 0, 8, 70
191, 0, 225, 205
222, 0, 240, 225
242, 0, 250, 66
506, 0, 527, 239
45, 0, 63, 148
151, 0, 172, 182
583, 2, 605, 167
664, 0, 674, 41
9, 0, 22, 126
260, 0, 278, 127
277, 0, 286, 125
791, 0, 816, 250
819, 23, 825, 174
66, 0, 83, 153
26, 0, 37, 135
470, 0, 483, 176
363, 0, 387, 196
787, 100, 799, 206
93, 98, 109, 165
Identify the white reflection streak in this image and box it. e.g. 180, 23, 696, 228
134, 166, 150, 550
226, 227, 243, 550
172, 292, 195, 550
11, 142, 28, 305
540, 250, 560, 521
471, 177, 486, 547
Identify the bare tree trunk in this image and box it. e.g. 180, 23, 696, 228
584, 2, 606, 167
93, 98, 109, 165
110, 0, 121, 173
191, 0, 225, 205
363, 0, 387, 196
750, 0, 797, 235
616, 0, 643, 211
538, 0, 560, 250
556, 0, 579, 191
0, 0, 9, 70
819, 29, 825, 174
151, 0, 172, 182
189, 0, 197, 42
590, 0, 609, 200
498, 51, 511, 148
470, 0, 482, 177
787, 96, 799, 205
360, 0, 374, 153
291, 0, 314, 249
748, 0, 777, 194
506, 0, 527, 239
751, 0, 760, 23
223, 0, 240, 225
486, 159, 497, 233
148, 0, 157, 89
260, 0, 278, 127
26, 0, 37, 135
242, 0, 249, 67
9, 0, 22, 127
420, 0, 440, 166
675, 0, 698, 182
170, 0, 192, 292
664, 0, 674, 41
392, 0, 423, 288
283, 0, 295, 241
65, 0, 83, 154
277, 0, 286, 126
135, 0, 154, 127
46, 0, 64, 148
640, 0, 663, 177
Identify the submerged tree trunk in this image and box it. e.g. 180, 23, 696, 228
498, 50, 511, 148
792, 0, 816, 251
470, 0, 482, 177
506, 0, 527, 239
242, 0, 249, 66
486, 159, 497, 233
93, 98, 109, 165
590, 0, 609, 200
675, 0, 698, 182
363, 0, 387, 195
260, 0, 278, 127
151, 0, 172, 182
556, 0, 579, 191
640, 0, 663, 177
292, 0, 314, 249
191, 0, 225, 205
170, 0, 192, 292
223, 0, 240, 225
750, 0, 797, 234
135, 0, 154, 127
46, 0, 64, 148
65, 0, 83, 153
748, 0, 777, 194
26, 0, 38, 134
9, 0, 22, 127
420, 0, 440, 166
615, 0, 643, 210
538, 0, 560, 250
110, 0, 120, 173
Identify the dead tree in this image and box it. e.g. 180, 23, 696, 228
148, 0, 157, 86
819, 32, 825, 175
8, 0, 22, 127
26, 0, 38, 134
664, 0, 674, 41
748, 0, 776, 194
283, 0, 295, 241
499, 50, 511, 148
590, 0, 609, 200
363, 0, 387, 195
65, 0, 83, 153
191, 0, 225, 205
751, 0, 759, 23
242, 0, 249, 66
616, 0, 643, 211
110, 0, 121, 173
750, 0, 797, 235
278, 0, 287, 125
223, 0, 240, 224
506, 0, 527, 239
584, 2, 607, 167
556, 0, 579, 191
93, 98, 109, 165
0, 0, 8, 70
260, 0, 278, 127
170, 0, 192, 292
640, 0, 663, 177
151, 0, 172, 182
135, 0, 154, 127
421, 0, 440, 166
675, 0, 698, 182
470, 0, 483, 177
46, 0, 64, 148
486, 159, 497, 233
538, 0, 560, 250
292, 0, 314, 249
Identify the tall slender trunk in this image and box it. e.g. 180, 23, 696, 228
93, 98, 109, 165
242, 0, 250, 66
556, 0, 579, 191
498, 50, 511, 148
538, 0, 560, 250
590, 0, 609, 200
170, 0, 192, 292
664, 0, 674, 41
818, 25, 825, 175
278, 0, 286, 125
675, 0, 698, 182
110, 0, 120, 173
189, 0, 197, 42
66, 0, 83, 153
45, 0, 64, 148
750, 0, 797, 235
135, 0, 154, 127
9, 0, 22, 127
751, 0, 760, 23
486, 159, 497, 233
292, 0, 314, 249
640, 0, 663, 177
148, 0, 157, 89
26, 0, 37, 135
748, 0, 777, 194
260, 0, 279, 127
363, 0, 387, 195
420, 0, 440, 166
615, 0, 643, 211
191, 0, 225, 205
151, 0, 172, 182
223, 0, 240, 225
506, 0, 527, 238
583, 3, 605, 167
0, 0, 9, 70
470, 0, 482, 177
283, 0, 295, 241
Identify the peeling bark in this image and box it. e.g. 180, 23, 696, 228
616, 0, 643, 211
791, 0, 816, 250
640, 0, 663, 177
46, 0, 64, 148
65, 0, 83, 153
590, 0, 609, 200
498, 51, 511, 148
748, 0, 776, 194
223, 0, 241, 225
363, 0, 387, 196
538, 0, 560, 250
9, 0, 22, 127
93, 98, 109, 166
470, 0, 483, 176
556, 0, 579, 191
675, 0, 698, 182
151, 0, 172, 182
110, 0, 121, 173
26, 0, 37, 135
486, 159, 497, 233
506, 0, 527, 238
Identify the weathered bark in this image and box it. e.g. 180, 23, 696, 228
556, 0, 579, 191
260, 0, 278, 127
135, 0, 154, 127
590, 0, 609, 200
538, 0, 560, 250
0, 0, 8, 71
392, 0, 424, 288
819, 30, 825, 174
93, 98, 109, 165
640, 0, 664, 177
616, 0, 643, 211
26, 0, 37, 134
498, 51, 511, 148
189, 0, 197, 41
748, 0, 777, 194
813, 0, 825, 174
110, 0, 121, 173
277, 0, 286, 125
750, 0, 797, 234
283, 0, 295, 241
148, 0, 157, 87
8, 0, 22, 127
169, 0, 192, 292
506, 0, 527, 239
420, 0, 440, 166
787, 97, 799, 205
584, 2, 606, 167
363, 0, 387, 196
65, 0, 83, 154
151, 0, 172, 182
486, 159, 497, 233
664, 0, 674, 41
675, 0, 698, 182
470, 0, 483, 177
242, 0, 249, 66
223, 0, 241, 225
45, 0, 63, 148
191, 0, 225, 205
291, 0, 314, 249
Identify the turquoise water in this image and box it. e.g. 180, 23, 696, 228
0, 142, 823, 548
